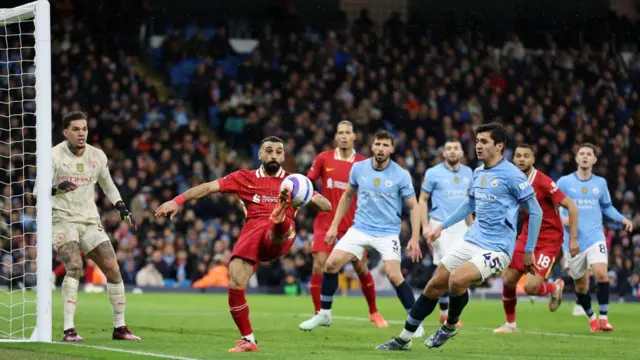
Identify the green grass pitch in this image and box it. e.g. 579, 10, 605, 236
1, 291, 638, 359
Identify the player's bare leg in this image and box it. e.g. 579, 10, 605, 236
494, 267, 522, 333
376, 265, 449, 351
591, 262, 612, 331
228, 257, 259, 352
425, 262, 479, 348
574, 273, 600, 332
57, 242, 84, 342
299, 250, 355, 331
87, 242, 141, 341
353, 257, 387, 327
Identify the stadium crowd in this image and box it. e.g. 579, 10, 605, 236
0, 3, 639, 299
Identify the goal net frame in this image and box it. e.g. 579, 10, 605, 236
0, 0, 52, 343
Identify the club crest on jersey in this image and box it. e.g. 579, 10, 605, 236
593, 187, 600, 195
373, 178, 381, 187
76, 163, 84, 173
453, 176, 460, 184
490, 179, 499, 188
480, 176, 487, 187
384, 179, 393, 187
581, 186, 588, 195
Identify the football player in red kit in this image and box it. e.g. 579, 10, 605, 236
493, 144, 579, 333
155, 136, 331, 352
306, 121, 387, 328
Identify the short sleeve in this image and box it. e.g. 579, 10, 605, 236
400, 170, 415, 199
421, 168, 436, 194
508, 169, 534, 203
348, 164, 359, 188
546, 178, 566, 205
307, 154, 324, 181
217, 170, 243, 194
598, 180, 613, 207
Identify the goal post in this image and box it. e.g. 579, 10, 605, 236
0, 0, 52, 342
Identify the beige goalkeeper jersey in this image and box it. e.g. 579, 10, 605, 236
45, 142, 123, 225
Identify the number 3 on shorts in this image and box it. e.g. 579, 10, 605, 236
392, 240, 399, 251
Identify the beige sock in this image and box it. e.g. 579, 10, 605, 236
107, 282, 126, 328
61, 276, 79, 331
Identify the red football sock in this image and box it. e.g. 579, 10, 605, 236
502, 286, 517, 324
228, 288, 253, 337
271, 217, 294, 240
358, 272, 378, 314
536, 282, 557, 296
310, 273, 323, 314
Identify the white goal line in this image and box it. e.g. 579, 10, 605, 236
52, 342, 203, 360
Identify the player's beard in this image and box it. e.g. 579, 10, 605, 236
66, 140, 85, 154
263, 161, 281, 175
445, 158, 459, 167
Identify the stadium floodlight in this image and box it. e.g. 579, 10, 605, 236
0, 0, 52, 343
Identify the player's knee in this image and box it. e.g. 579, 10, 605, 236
103, 260, 122, 283
312, 254, 327, 274
524, 281, 541, 295
594, 271, 608, 283
323, 259, 341, 274
448, 272, 469, 293
352, 259, 368, 276
65, 258, 83, 280
424, 277, 448, 298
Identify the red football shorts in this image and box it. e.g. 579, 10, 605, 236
231, 220, 295, 265
509, 238, 561, 279
311, 230, 347, 254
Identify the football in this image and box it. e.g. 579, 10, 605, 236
280, 174, 314, 207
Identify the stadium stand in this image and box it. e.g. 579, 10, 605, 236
0, 1, 638, 299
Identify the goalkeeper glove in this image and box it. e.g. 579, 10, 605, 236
52, 181, 78, 196
115, 201, 137, 230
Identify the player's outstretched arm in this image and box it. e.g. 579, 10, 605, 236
405, 195, 423, 262
559, 197, 580, 256
155, 180, 221, 220
308, 192, 331, 212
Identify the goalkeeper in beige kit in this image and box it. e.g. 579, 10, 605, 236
40, 111, 141, 341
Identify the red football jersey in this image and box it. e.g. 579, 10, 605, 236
217, 166, 295, 224
516, 168, 567, 251
307, 148, 365, 235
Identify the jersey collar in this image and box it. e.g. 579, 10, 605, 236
573, 171, 593, 182
334, 148, 356, 162
256, 166, 286, 178
527, 168, 538, 184
483, 157, 505, 170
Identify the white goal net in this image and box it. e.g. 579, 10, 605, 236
0, 0, 51, 342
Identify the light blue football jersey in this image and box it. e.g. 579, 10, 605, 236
466, 159, 535, 256
349, 159, 415, 237
557, 173, 612, 253
421, 162, 473, 222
